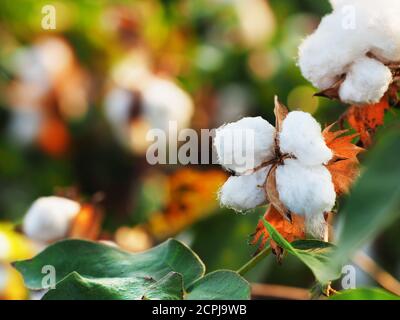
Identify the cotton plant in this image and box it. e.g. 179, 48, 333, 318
298, 0, 400, 105
214, 97, 362, 246
22, 196, 102, 245
104, 53, 194, 155
22, 196, 82, 243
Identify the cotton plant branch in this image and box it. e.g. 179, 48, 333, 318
353, 251, 400, 296
251, 283, 310, 300
237, 246, 272, 276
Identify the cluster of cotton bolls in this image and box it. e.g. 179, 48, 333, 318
298, 0, 400, 105
22, 196, 81, 244
7, 36, 89, 155
104, 52, 194, 155
214, 109, 336, 239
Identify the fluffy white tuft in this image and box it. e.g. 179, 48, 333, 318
142, 78, 194, 132
219, 167, 270, 212
279, 111, 332, 166
276, 159, 335, 237
23, 196, 81, 243
305, 212, 328, 240
214, 117, 276, 174
298, 0, 400, 104
339, 57, 392, 104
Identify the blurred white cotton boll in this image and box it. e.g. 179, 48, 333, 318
279, 111, 332, 166
219, 167, 270, 212
12, 48, 50, 89
339, 57, 393, 104
111, 51, 153, 91
142, 77, 194, 132
276, 159, 335, 220
104, 87, 134, 146
23, 196, 81, 243
214, 117, 276, 174
104, 88, 133, 127
8, 108, 43, 146
34, 37, 75, 83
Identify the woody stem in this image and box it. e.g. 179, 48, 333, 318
237, 246, 272, 276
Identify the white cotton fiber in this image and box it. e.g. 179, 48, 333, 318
298, 0, 400, 104
339, 57, 392, 104
104, 87, 134, 147
219, 167, 270, 212
305, 212, 328, 240
142, 77, 194, 132
104, 87, 134, 128
298, 11, 368, 90
23, 196, 81, 243
279, 111, 332, 166
276, 159, 335, 225
214, 117, 276, 174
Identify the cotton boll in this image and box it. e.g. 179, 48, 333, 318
214, 117, 276, 174
366, 2, 400, 62
276, 159, 335, 230
34, 37, 75, 84
298, 0, 400, 103
23, 196, 81, 243
279, 111, 332, 166
111, 51, 152, 90
339, 57, 392, 104
142, 77, 194, 132
8, 108, 43, 146
219, 167, 270, 212
12, 48, 50, 89
104, 87, 134, 147
104, 88, 134, 127
298, 11, 369, 90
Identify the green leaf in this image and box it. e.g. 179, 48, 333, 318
145, 272, 185, 300
43, 271, 184, 300
13, 238, 251, 300
330, 129, 400, 274
13, 238, 205, 290
186, 270, 250, 300
263, 219, 339, 284
330, 288, 400, 300
291, 240, 335, 251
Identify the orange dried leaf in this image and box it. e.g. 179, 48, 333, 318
251, 205, 305, 253
323, 123, 364, 195
346, 97, 390, 147
37, 117, 70, 156
327, 159, 359, 195
69, 204, 103, 240
323, 124, 364, 161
